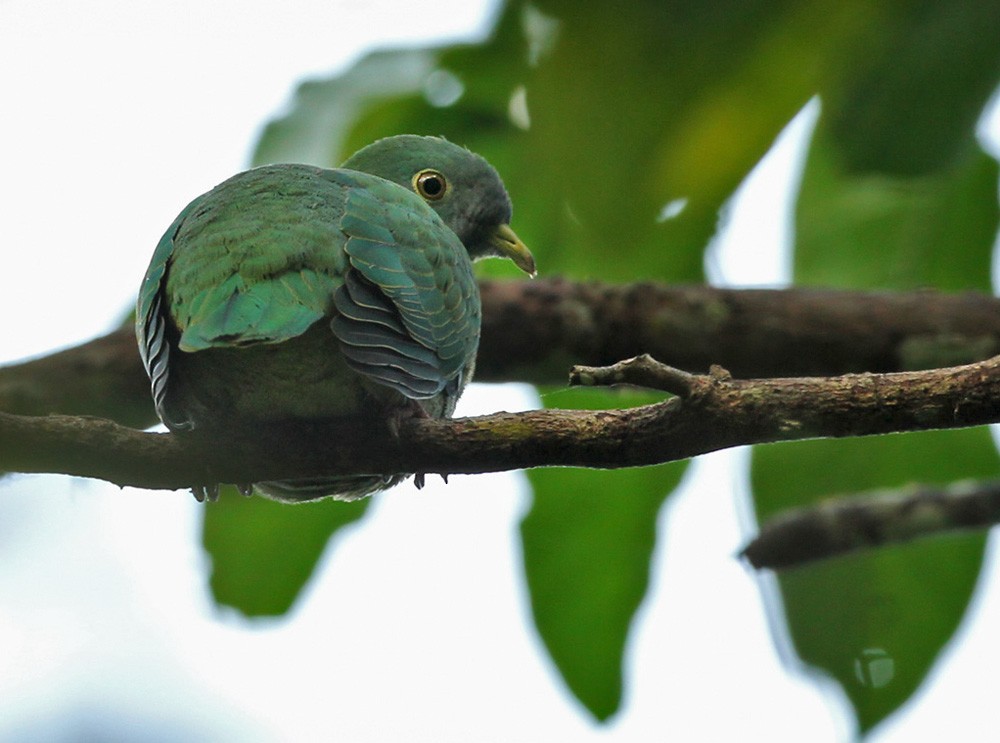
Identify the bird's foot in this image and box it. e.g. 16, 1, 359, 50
191, 483, 220, 503
390, 402, 432, 490
387, 400, 431, 439
412, 473, 450, 490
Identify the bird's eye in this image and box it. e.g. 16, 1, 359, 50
413, 169, 447, 201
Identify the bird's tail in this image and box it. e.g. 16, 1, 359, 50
254, 473, 407, 503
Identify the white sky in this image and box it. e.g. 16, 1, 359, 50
1, 1, 999, 740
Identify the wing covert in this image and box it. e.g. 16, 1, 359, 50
330, 184, 480, 400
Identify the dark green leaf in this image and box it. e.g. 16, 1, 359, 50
203, 487, 370, 617
822, 0, 1000, 175
523, 387, 684, 720
796, 128, 999, 291
523, 461, 684, 720
259, 1, 842, 285
752, 430, 998, 733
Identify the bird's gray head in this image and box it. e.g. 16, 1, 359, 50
342, 134, 535, 275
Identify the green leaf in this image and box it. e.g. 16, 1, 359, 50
821, 0, 1000, 175
259, 1, 844, 285
523, 462, 684, 720
203, 488, 370, 617
796, 127, 999, 292
751, 430, 999, 733
252, 48, 437, 168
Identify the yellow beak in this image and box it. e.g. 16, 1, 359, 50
491, 224, 536, 277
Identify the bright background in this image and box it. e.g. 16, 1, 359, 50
2, 1, 999, 740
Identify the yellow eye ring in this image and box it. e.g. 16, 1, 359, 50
413, 169, 448, 201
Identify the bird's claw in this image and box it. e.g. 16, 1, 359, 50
412, 473, 450, 490
191, 483, 220, 503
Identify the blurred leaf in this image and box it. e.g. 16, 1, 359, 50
203, 487, 369, 617
796, 128, 999, 291
523, 387, 684, 720
752, 431, 998, 733
261, 2, 849, 284
252, 49, 437, 167
537, 386, 668, 411
822, 0, 1000, 175
522, 465, 678, 719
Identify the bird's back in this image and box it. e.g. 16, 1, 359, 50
166, 165, 353, 354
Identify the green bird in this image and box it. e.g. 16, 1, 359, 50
136, 135, 534, 502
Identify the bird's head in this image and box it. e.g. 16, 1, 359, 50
342, 134, 536, 276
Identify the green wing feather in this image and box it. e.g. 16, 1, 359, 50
136, 197, 203, 427
331, 183, 480, 399
165, 166, 349, 351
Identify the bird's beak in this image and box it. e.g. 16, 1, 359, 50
491, 224, 536, 277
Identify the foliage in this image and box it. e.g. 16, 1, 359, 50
204, 487, 369, 616
203, 0, 1000, 735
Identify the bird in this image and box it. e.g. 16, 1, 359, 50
136, 134, 534, 502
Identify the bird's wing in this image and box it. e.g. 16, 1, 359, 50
136, 197, 202, 428
165, 166, 347, 352
137, 166, 349, 427
330, 178, 481, 400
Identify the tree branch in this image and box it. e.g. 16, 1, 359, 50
1, 354, 998, 492
478, 279, 1000, 382
3, 279, 1000, 429
741, 480, 1000, 570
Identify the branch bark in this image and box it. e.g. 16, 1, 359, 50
1, 353, 998, 493
742, 480, 1000, 570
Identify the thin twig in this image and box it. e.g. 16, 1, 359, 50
570, 354, 698, 396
